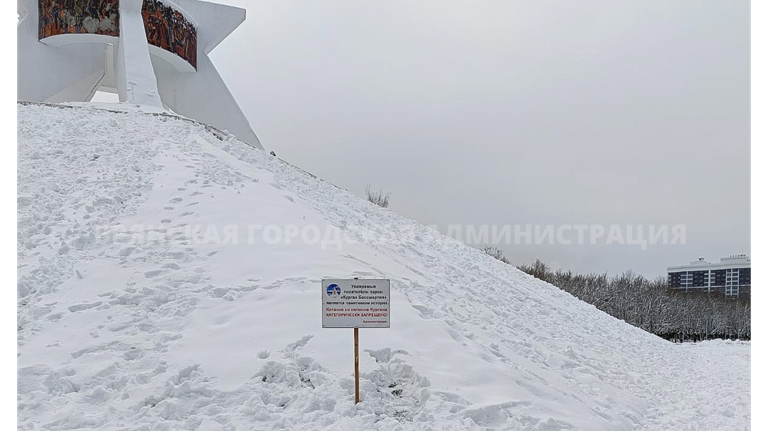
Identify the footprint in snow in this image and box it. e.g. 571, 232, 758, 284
285, 335, 313, 353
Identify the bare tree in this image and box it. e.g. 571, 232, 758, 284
516, 259, 750, 342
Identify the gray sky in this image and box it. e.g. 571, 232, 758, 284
206, 0, 749, 277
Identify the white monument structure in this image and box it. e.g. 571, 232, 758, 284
17, 0, 263, 149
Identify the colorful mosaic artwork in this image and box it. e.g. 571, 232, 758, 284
38, 0, 120, 39
142, 0, 197, 69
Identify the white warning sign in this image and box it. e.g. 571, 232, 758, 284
322, 279, 390, 328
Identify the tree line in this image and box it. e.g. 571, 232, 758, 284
482, 247, 750, 341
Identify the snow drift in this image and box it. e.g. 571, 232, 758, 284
17, 103, 749, 430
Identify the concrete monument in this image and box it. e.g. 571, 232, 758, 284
18, 0, 262, 149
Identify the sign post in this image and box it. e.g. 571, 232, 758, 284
354, 327, 360, 404
322, 278, 390, 404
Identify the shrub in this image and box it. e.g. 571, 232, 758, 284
482, 245, 510, 264
366, 184, 390, 208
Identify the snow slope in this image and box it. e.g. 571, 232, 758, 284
17, 103, 750, 430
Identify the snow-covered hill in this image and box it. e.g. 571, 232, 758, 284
17, 103, 749, 430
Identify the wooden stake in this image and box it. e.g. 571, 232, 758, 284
352, 278, 360, 404
354, 327, 360, 404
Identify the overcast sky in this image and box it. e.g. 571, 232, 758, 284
203, 0, 749, 277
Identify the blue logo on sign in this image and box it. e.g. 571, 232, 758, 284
326, 284, 341, 296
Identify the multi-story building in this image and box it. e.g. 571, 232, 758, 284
667, 255, 751, 296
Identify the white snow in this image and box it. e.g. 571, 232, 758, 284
17, 102, 750, 430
